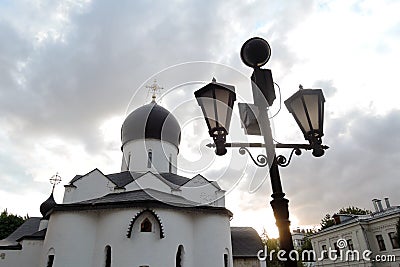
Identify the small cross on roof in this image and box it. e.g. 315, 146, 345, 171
145, 79, 164, 102
49, 172, 62, 193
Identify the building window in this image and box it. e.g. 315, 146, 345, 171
347, 239, 354, 250
333, 242, 340, 256
46, 255, 55, 267
105, 245, 111, 267
169, 155, 172, 173
321, 245, 328, 259
388, 232, 400, 249
176, 245, 184, 267
376, 235, 386, 251
140, 218, 152, 232
147, 151, 152, 168
223, 254, 228, 267
127, 153, 131, 169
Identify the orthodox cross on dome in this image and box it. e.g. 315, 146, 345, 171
49, 172, 62, 193
145, 79, 164, 102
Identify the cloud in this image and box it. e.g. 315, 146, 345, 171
221, 107, 400, 230
1, 0, 400, 237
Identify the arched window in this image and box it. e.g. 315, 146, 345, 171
147, 151, 152, 168
176, 245, 184, 267
223, 248, 230, 267
140, 218, 152, 232
127, 209, 165, 239
105, 245, 111, 267
46, 248, 55, 267
169, 154, 172, 173
223, 254, 228, 267
46, 255, 55, 267
127, 153, 131, 169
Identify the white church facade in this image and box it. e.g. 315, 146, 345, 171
0, 100, 263, 267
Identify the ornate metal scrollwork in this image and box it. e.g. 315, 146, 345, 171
238, 147, 268, 167
276, 148, 302, 167
207, 141, 325, 167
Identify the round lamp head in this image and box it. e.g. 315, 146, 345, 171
312, 146, 325, 157
240, 37, 271, 68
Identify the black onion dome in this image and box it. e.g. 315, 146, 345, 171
40, 193, 56, 219
121, 102, 181, 148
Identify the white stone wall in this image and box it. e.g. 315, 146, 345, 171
181, 174, 225, 207
0, 240, 42, 267
122, 139, 178, 174
41, 207, 232, 267
193, 212, 233, 267
40, 211, 98, 267
63, 169, 115, 204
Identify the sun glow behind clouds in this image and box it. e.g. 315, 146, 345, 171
227, 190, 280, 238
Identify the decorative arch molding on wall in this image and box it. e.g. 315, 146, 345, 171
126, 209, 165, 239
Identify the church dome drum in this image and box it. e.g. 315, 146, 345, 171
121, 102, 181, 148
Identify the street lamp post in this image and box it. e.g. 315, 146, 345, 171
194, 37, 328, 267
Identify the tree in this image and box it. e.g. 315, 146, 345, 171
320, 206, 371, 230
300, 238, 313, 251
320, 214, 335, 230
260, 229, 283, 267
338, 206, 371, 215
296, 231, 316, 266
0, 209, 27, 240
266, 238, 283, 267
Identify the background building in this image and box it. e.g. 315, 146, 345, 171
310, 198, 400, 267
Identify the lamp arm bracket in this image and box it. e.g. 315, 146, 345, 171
238, 146, 268, 167
276, 148, 302, 167
205, 142, 329, 167
206, 142, 329, 150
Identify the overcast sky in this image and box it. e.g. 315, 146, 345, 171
1, 0, 400, 238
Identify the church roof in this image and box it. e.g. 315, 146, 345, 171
106, 171, 141, 187
0, 217, 41, 250
16, 229, 47, 242
230, 227, 263, 258
76, 188, 198, 206
52, 188, 232, 216
68, 170, 191, 189
155, 172, 190, 186
121, 102, 181, 148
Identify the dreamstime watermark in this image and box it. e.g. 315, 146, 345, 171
257, 238, 397, 264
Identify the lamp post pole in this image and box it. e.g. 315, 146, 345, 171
256, 87, 296, 267
194, 37, 327, 267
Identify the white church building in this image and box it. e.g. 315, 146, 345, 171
0, 100, 263, 267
